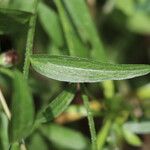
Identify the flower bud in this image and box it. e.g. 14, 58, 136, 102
0, 50, 18, 67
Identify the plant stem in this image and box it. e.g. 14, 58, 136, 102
0, 89, 11, 120
82, 94, 97, 150
97, 118, 112, 150
23, 0, 38, 79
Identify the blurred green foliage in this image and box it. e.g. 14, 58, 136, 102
0, 0, 150, 150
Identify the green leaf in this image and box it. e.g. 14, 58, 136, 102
0, 112, 9, 150
0, 0, 9, 8
38, 2, 64, 47
54, 0, 88, 57
30, 55, 150, 83
36, 88, 75, 124
123, 121, 150, 134
0, 8, 32, 34
115, 0, 135, 16
127, 13, 150, 34
40, 123, 90, 150
9, 70, 34, 143
63, 0, 106, 61
137, 83, 150, 99
122, 127, 142, 146
10, 143, 20, 150
9, 0, 35, 13
29, 133, 48, 150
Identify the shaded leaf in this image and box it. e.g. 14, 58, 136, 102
54, 0, 88, 57
0, 8, 32, 34
38, 2, 64, 47
9, 70, 34, 143
63, 0, 106, 61
30, 55, 150, 83
40, 123, 90, 150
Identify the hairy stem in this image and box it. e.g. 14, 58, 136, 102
82, 94, 97, 150
23, 0, 38, 79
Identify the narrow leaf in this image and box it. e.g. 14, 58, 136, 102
40, 123, 90, 150
38, 2, 64, 47
122, 128, 142, 146
0, 112, 9, 150
54, 0, 88, 57
123, 121, 150, 134
63, 0, 106, 61
9, 70, 34, 143
30, 55, 150, 83
36, 88, 75, 124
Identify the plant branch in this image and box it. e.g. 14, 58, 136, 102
82, 92, 97, 150
23, 0, 38, 79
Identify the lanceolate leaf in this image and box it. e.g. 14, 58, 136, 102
36, 88, 75, 123
123, 121, 150, 134
0, 113, 9, 150
54, 0, 88, 57
38, 2, 64, 47
63, 0, 106, 61
40, 124, 90, 150
9, 71, 34, 143
122, 127, 142, 146
30, 55, 150, 83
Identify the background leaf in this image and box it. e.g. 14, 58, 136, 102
9, 70, 34, 143
122, 127, 142, 146
63, 0, 106, 61
38, 2, 64, 48
54, 0, 88, 57
0, 112, 9, 150
40, 123, 90, 150
123, 121, 150, 134
0, 8, 31, 34
29, 133, 48, 150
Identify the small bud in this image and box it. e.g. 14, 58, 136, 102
0, 50, 18, 67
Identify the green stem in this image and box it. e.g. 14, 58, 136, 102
82, 94, 97, 150
23, 0, 38, 79
97, 118, 112, 150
